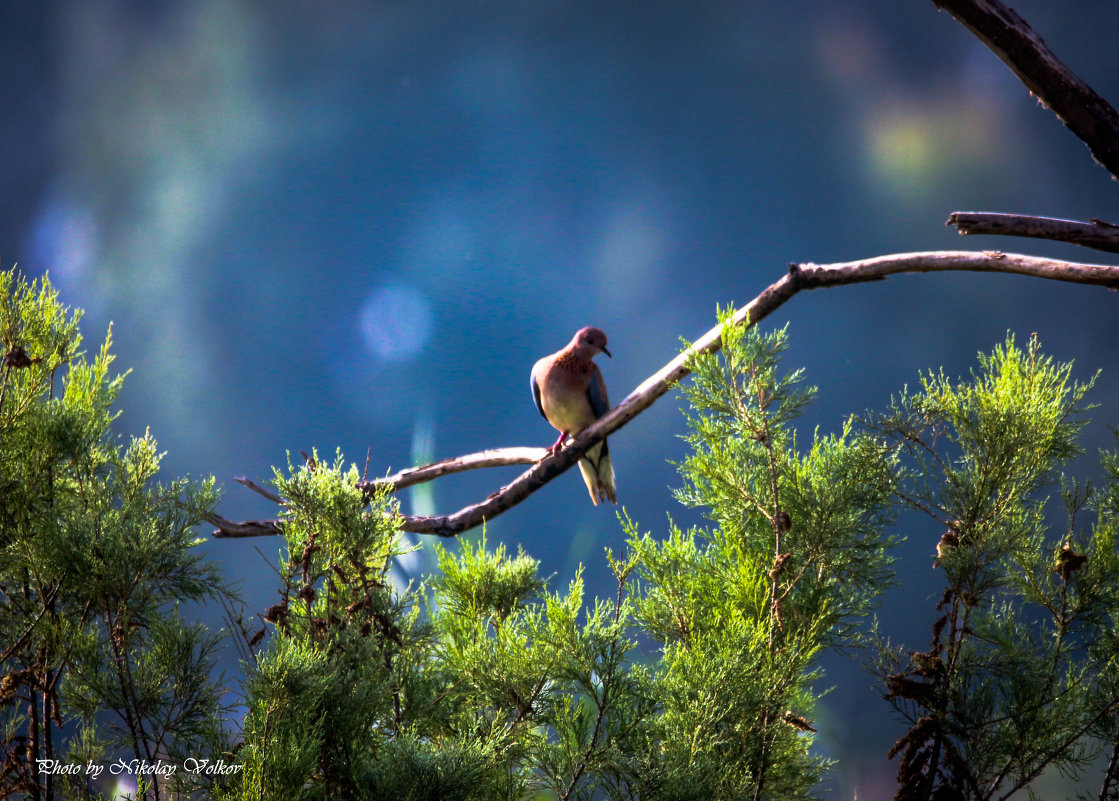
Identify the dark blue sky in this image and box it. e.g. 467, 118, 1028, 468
4, 1, 1119, 796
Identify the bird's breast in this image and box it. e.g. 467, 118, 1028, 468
535, 359, 597, 434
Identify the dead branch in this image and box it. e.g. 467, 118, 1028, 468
208, 1, 1119, 542
236, 477, 282, 503
361, 447, 548, 493
205, 514, 283, 538
948, 212, 1119, 254
209, 249, 1119, 540
933, 0, 1119, 180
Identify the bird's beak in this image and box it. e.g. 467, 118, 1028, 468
602, 346, 612, 358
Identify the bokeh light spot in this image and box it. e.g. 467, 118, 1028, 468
28, 196, 98, 293
358, 284, 433, 363
866, 111, 937, 188
863, 100, 1001, 201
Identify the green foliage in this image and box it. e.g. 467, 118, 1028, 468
233, 455, 444, 800
429, 537, 652, 801
231, 465, 649, 800
229, 312, 899, 801
0, 267, 232, 801
870, 333, 1119, 800
674, 313, 899, 639
617, 315, 898, 799
10, 270, 1119, 801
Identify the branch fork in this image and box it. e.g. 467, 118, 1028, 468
210, 0, 1119, 540
209, 248, 1119, 539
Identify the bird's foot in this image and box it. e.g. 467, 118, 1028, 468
545, 432, 568, 456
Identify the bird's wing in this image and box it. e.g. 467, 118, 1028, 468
530, 364, 547, 419
586, 365, 609, 419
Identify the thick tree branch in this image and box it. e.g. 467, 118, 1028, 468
209, 2, 1119, 542
948, 212, 1119, 254
933, 0, 1119, 180
210, 249, 1119, 540
205, 514, 283, 538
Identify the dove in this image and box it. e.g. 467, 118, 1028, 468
530, 327, 617, 505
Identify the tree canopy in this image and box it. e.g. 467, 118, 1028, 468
5, 268, 1119, 800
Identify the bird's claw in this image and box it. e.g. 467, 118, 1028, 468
545, 433, 568, 457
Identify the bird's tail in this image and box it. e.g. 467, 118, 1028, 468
579, 440, 617, 506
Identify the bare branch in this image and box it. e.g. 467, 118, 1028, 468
933, 0, 1119, 180
211, 2, 1119, 542
207, 453, 543, 538
235, 476, 282, 503
360, 447, 548, 493
210, 249, 1119, 540
792, 249, 1119, 288
206, 513, 281, 538
1098, 739, 1119, 801
948, 212, 1119, 254
210, 450, 548, 538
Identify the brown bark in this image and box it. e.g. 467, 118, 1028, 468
210, 250, 1119, 539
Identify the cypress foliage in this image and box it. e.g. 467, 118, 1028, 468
869, 334, 1119, 799
622, 313, 898, 799
0, 268, 232, 801
227, 312, 899, 800
9, 267, 1119, 800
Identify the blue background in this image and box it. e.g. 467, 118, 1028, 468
5, 1, 1119, 796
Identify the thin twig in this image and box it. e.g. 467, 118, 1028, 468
1099, 738, 1119, 801
948, 212, 1119, 254
0, 586, 61, 665
234, 477, 282, 504
210, 250, 1119, 540
994, 697, 1119, 801
560, 653, 616, 801
933, 0, 1119, 180
0, 363, 11, 422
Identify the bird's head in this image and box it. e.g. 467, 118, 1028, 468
572, 326, 611, 359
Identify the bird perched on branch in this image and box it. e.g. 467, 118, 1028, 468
530, 326, 617, 505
